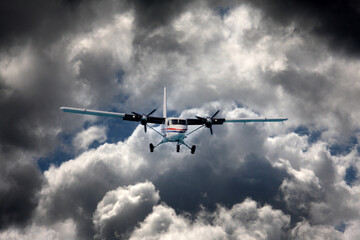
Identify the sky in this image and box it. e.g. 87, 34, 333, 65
0, 0, 360, 239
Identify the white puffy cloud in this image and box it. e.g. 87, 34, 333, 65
93, 181, 160, 239
290, 221, 343, 240
0, 219, 76, 240
264, 131, 360, 229
72, 125, 107, 152
344, 219, 360, 240
130, 198, 290, 240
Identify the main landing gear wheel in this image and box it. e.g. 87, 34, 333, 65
176, 144, 180, 152
191, 145, 196, 154
149, 143, 154, 152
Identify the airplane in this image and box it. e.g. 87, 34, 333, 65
60, 87, 287, 154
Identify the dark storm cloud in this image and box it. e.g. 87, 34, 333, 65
0, 0, 128, 51
245, 0, 360, 56
269, 68, 333, 104
0, 0, 128, 232
0, 48, 80, 229
128, 0, 194, 61
154, 154, 290, 213
131, 0, 192, 32
0, 153, 42, 230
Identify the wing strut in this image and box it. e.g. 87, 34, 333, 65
186, 125, 205, 136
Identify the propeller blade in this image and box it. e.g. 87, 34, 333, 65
210, 126, 213, 135
211, 110, 220, 119
147, 108, 157, 116
131, 111, 142, 116
195, 116, 204, 120
144, 124, 147, 133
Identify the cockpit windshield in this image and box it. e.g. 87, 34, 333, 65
171, 119, 187, 125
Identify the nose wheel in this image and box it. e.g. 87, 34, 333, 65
176, 144, 180, 152
149, 143, 154, 152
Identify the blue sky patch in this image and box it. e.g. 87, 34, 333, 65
345, 165, 358, 186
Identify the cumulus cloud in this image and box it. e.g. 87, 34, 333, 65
290, 221, 343, 240
0, 219, 76, 240
1, 0, 360, 239
0, 2, 133, 230
73, 126, 107, 152
0, 152, 42, 230
93, 181, 160, 239
130, 198, 290, 240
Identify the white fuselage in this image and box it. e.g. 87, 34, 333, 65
161, 117, 187, 142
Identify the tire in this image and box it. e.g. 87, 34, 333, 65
191, 145, 196, 154
176, 144, 180, 152
150, 143, 154, 152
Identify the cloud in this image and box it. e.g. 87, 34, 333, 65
0, 4, 133, 231
0, 219, 76, 240
290, 221, 343, 240
30, 102, 291, 238
0, 151, 42, 230
2, 103, 359, 239
240, 0, 360, 56
93, 181, 160, 239
129, 198, 290, 240
73, 125, 107, 152
1, 1, 360, 239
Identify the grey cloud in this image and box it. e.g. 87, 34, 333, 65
1, 1, 360, 239
0, 0, 128, 51
241, 0, 360, 56
40, 161, 123, 239
131, 0, 192, 32
35, 110, 292, 239
129, 198, 290, 240
269, 69, 334, 105
290, 221, 343, 240
0, 154, 42, 230
0, 1, 132, 231
154, 153, 290, 213
93, 182, 160, 240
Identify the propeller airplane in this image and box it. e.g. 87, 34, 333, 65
60, 87, 287, 154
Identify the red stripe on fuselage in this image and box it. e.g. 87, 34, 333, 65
165, 128, 187, 131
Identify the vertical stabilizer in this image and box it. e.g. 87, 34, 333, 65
163, 87, 167, 118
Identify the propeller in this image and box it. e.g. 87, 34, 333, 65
195, 110, 220, 135
132, 108, 157, 133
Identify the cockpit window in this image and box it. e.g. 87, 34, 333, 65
171, 119, 187, 125
179, 119, 186, 125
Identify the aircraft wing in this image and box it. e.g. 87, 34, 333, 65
60, 107, 165, 124
187, 118, 226, 125
187, 117, 287, 125
224, 117, 288, 123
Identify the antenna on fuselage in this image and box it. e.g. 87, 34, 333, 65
163, 87, 167, 118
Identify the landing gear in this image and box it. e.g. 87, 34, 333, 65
178, 141, 196, 154
149, 143, 154, 152
191, 145, 196, 154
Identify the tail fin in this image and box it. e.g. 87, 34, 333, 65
163, 87, 167, 118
